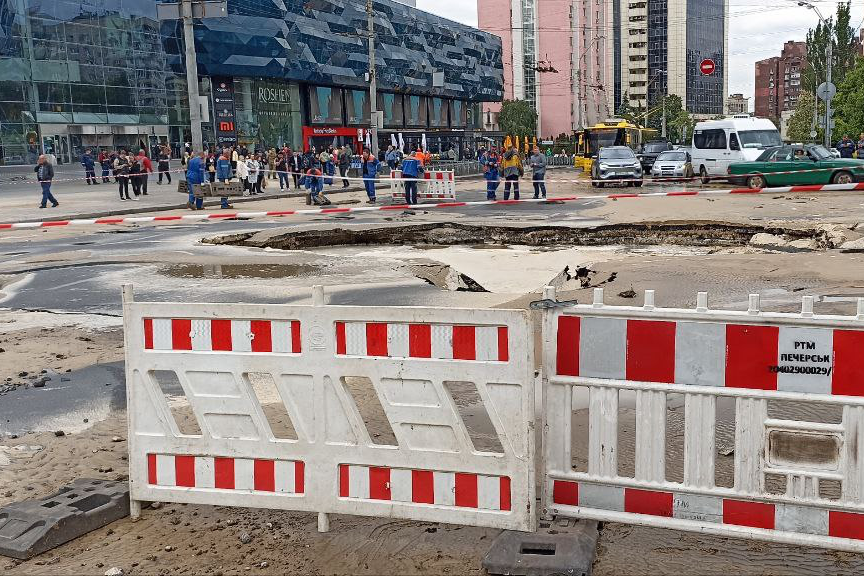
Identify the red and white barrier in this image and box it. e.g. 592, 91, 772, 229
124, 285, 535, 532
541, 287, 864, 552
390, 170, 456, 203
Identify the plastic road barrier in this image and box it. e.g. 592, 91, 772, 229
541, 287, 864, 552
123, 285, 535, 532
390, 170, 456, 203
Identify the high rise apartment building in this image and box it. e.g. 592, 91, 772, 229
754, 41, 806, 121
478, 0, 729, 137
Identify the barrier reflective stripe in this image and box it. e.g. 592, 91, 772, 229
542, 288, 864, 552
148, 454, 304, 493
125, 286, 534, 532
550, 480, 864, 539
338, 465, 511, 511
144, 317, 301, 353
335, 321, 508, 361
555, 315, 864, 395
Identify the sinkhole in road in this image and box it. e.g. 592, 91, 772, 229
206, 221, 820, 251
204, 221, 830, 294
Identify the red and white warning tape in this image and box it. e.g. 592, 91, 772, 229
2, 181, 862, 231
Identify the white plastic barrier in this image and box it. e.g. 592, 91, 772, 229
390, 170, 456, 203
541, 287, 864, 551
123, 285, 535, 531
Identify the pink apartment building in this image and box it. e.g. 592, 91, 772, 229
478, 0, 728, 139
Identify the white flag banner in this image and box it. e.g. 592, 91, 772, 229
398, 133, 405, 152
421, 133, 427, 151
365, 131, 372, 149
391, 134, 398, 148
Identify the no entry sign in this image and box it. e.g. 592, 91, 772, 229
700, 59, 716, 75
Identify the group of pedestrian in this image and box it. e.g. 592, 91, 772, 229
479, 144, 547, 201
836, 134, 864, 159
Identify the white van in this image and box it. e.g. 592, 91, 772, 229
690, 115, 782, 182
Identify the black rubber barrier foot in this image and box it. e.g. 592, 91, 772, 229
482, 518, 600, 576
0, 478, 129, 560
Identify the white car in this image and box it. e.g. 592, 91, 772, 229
651, 150, 694, 179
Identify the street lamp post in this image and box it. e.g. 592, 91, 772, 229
796, 0, 832, 148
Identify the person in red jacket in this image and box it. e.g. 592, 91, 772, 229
136, 150, 153, 196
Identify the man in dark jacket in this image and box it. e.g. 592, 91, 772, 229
81, 149, 98, 185
35, 155, 59, 208
338, 145, 351, 188
837, 135, 855, 159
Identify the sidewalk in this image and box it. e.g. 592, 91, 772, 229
0, 167, 577, 225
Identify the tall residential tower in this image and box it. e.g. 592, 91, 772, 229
478, 0, 729, 138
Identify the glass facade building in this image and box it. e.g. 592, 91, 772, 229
0, 0, 503, 164
685, 0, 724, 115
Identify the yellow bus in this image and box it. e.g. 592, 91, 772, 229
575, 119, 657, 170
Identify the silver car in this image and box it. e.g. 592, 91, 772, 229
591, 146, 643, 188
651, 150, 693, 179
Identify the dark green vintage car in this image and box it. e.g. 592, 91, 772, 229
727, 144, 864, 188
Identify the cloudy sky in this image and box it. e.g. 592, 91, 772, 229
416, 0, 864, 102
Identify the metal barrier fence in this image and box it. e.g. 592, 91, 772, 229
540, 286, 864, 551
123, 285, 535, 532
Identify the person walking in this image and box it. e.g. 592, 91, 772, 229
185, 151, 205, 210
400, 149, 424, 205
215, 150, 234, 209
275, 154, 288, 190
290, 151, 303, 189
157, 148, 171, 185
236, 154, 250, 195
837, 135, 855, 159
361, 148, 380, 203
529, 145, 547, 199
338, 145, 351, 188
230, 147, 239, 172
34, 154, 59, 208
128, 154, 143, 200
81, 149, 98, 185
385, 145, 398, 171
98, 150, 111, 183
267, 147, 277, 179
113, 152, 131, 201
482, 148, 500, 200
857, 133, 864, 159
136, 150, 152, 195
205, 152, 217, 183
246, 154, 261, 195
501, 144, 521, 200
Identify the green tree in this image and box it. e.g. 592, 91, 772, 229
786, 91, 820, 142
803, 1, 858, 92
497, 99, 537, 138
832, 58, 864, 138
615, 94, 638, 124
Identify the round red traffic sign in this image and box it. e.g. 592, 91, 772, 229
700, 59, 716, 75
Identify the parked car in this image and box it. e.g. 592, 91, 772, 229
591, 146, 643, 188
637, 139, 673, 170
727, 144, 864, 188
651, 150, 693, 179
690, 115, 782, 183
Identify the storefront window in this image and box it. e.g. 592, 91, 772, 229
346, 89, 370, 125
378, 93, 404, 127
308, 86, 343, 125
429, 97, 445, 128
450, 100, 466, 128
406, 95, 428, 127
